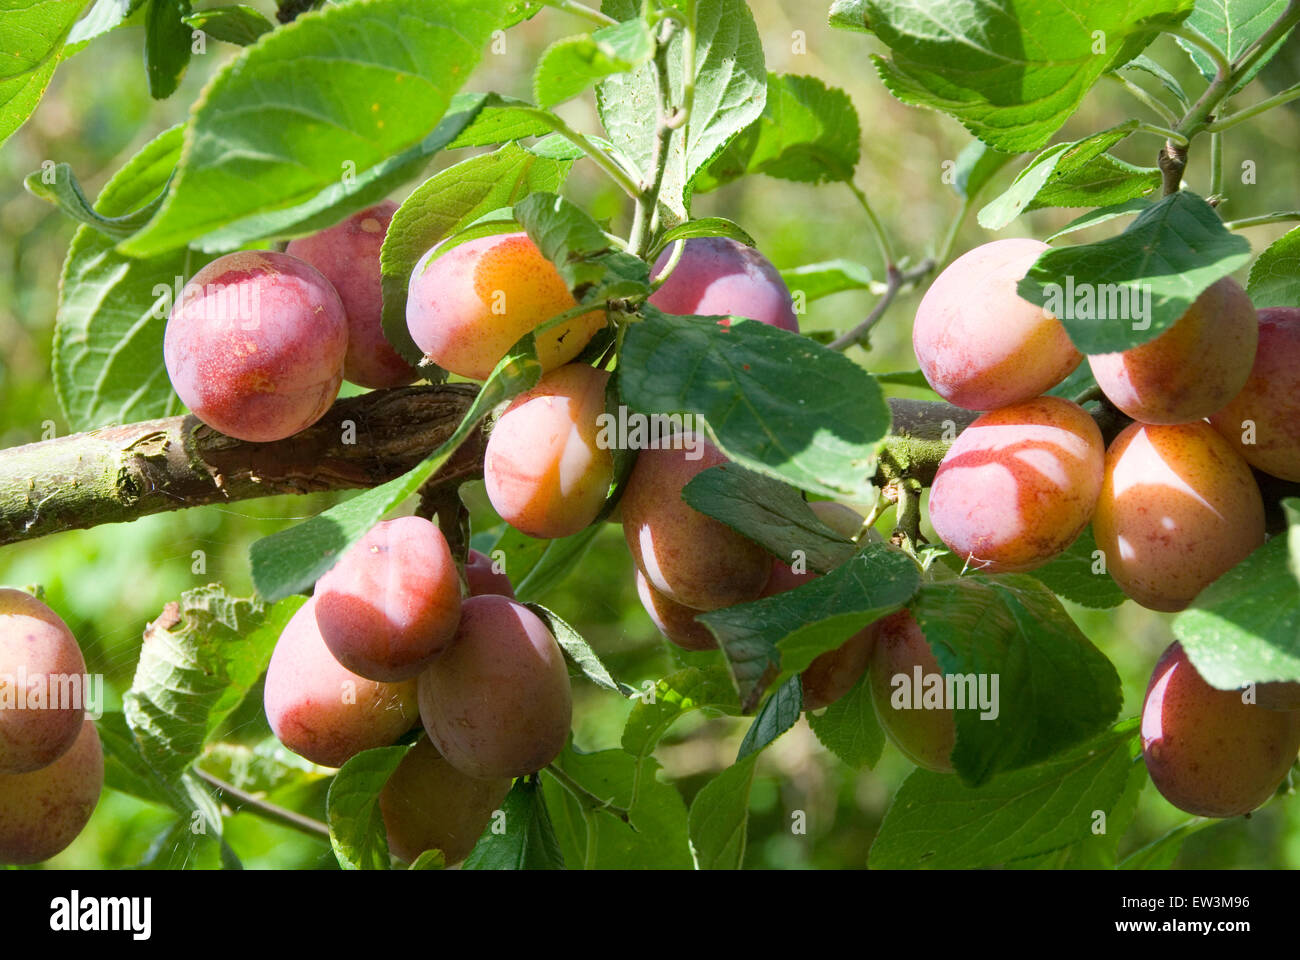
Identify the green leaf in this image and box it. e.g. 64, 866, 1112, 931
737, 675, 802, 760
650, 216, 756, 261
688, 753, 758, 869
1043, 196, 1151, 242
978, 123, 1142, 229
541, 747, 692, 869
144, 0, 192, 99
909, 576, 1122, 785
681, 463, 856, 573
807, 671, 884, 768
533, 17, 653, 108
1246, 224, 1300, 308
1117, 55, 1189, 107
699, 545, 919, 711
513, 191, 650, 302
621, 666, 740, 759
695, 73, 861, 191
526, 603, 632, 696
828, 0, 870, 31
120, 0, 516, 256
863, 0, 1194, 152
250, 341, 541, 601
407, 849, 447, 870
0, 0, 85, 146
1287, 499, 1300, 584
443, 93, 556, 150
597, 0, 766, 220
620, 308, 891, 499
950, 139, 1014, 200
779, 259, 873, 302
1028, 154, 1159, 211
98, 710, 186, 811
1174, 0, 1293, 89
870, 721, 1139, 868
872, 369, 931, 389
53, 125, 204, 430
379, 142, 572, 365
513, 526, 603, 602
182, 4, 274, 45
462, 777, 565, 870
1007, 757, 1145, 869
198, 741, 329, 797
67, 0, 147, 53
325, 745, 412, 870
1017, 191, 1253, 354
1027, 527, 1126, 609
1120, 818, 1215, 869
25, 161, 169, 239
186, 93, 492, 255
1173, 536, 1300, 688
123, 588, 296, 783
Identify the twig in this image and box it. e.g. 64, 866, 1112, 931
546, 763, 632, 824
829, 258, 935, 351
194, 767, 331, 841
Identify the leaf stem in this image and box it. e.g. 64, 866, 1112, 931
1136, 122, 1189, 146
194, 767, 331, 842
1205, 83, 1300, 132
542, 0, 618, 26
629, 18, 681, 257
1209, 130, 1224, 198
1221, 211, 1300, 230
1106, 72, 1181, 126
847, 181, 895, 267
530, 110, 641, 199
1165, 25, 1232, 78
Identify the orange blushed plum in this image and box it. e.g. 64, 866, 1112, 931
464, 549, 515, 599
1142, 643, 1300, 818
314, 517, 461, 682
928, 396, 1104, 573
1093, 422, 1265, 612
0, 588, 86, 774
0, 714, 102, 865
484, 364, 613, 539
913, 239, 1081, 411
418, 596, 571, 780
1210, 307, 1300, 481
380, 737, 511, 865
621, 440, 771, 611
868, 610, 955, 773
1089, 277, 1257, 425
405, 232, 606, 381
164, 250, 347, 442
264, 598, 418, 768
635, 571, 717, 651
286, 201, 418, 389
648, 237, 799, 331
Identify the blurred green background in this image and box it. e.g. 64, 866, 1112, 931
2, 1, 1298, 869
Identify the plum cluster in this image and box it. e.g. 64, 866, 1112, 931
0, 589, 102, 864
903, 239, 1300, 812
263, 514, 567, 864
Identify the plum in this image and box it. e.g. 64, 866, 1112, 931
649, 236, 798, 331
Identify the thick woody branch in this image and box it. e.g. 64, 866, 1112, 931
0, 384, 483, 547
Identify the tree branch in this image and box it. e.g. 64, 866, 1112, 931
0, 384, 483, 548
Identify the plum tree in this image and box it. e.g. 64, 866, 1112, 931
1209, 307, 1300, 481
464, 549, 516, 598
1141, 643, 1300, 818
869, 610, 955, 773
314, 516, 461, 682
648, 236, 798, 331
621, 439, 770, 611
418, 596, 571, 780
163, 250, 348, 442
0, 588, 87, 774
928, 396, 1105, 572
379, 736, 512, 865
0, 714, 102, 865
1088, 277, 1257, 425
264, 598, 419, 768
635, 570, 717, 651
1093, 422, 1265, 612
484, 364, 613, 538
913, 239, 1081, 410
286, 201, 418, 389
405, 232, 606, 381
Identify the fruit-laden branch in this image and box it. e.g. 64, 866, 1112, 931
0, 384, 483, 547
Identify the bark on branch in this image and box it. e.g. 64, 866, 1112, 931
0, 384, 483, 547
